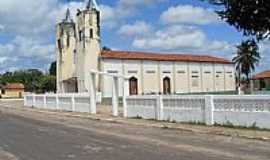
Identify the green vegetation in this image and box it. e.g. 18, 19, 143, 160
205, 0, 270, 41
0, 62, 56, 93
233, 40, 260, 84
213, 121, 270, 131
204, 0, 266, 74
49, 61, 56, 76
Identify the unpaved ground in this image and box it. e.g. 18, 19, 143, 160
0, 100, 270, 160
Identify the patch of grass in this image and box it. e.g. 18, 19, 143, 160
130, 115, 142, 119
214, 121, 270, 131
180, 121, 206, 126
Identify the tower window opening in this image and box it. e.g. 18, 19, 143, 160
67, 35, 70, 47
90, 29, 93, 38
73, 50, 77, 64
79, 30, 83, 41
57, 39, 62, 53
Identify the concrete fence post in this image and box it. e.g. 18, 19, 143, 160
204, 95, 214, 125
23, 95, 27, 106
112, 76, 119, 117
33, 94, 36, 108
156, 95, 164, 121
43, 94, 47, 109
89, 72, 97, 114
56, 94, 59, 110
122, 79, 129, 118
72, 94, 75, 112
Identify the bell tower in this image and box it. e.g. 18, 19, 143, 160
56, 8, 77, 93
76, 0, 101, 92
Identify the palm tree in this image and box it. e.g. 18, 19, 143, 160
233, 39, 260, 93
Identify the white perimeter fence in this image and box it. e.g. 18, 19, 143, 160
126, 95, 270, 129
24, 93, 270, 129
24, 93, 102, 113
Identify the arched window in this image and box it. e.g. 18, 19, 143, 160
129, 77, 138, 95
163, 77, 171, 94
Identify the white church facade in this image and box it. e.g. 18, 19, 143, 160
56, 0, 236, 97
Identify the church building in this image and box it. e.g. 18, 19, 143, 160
56, 0, 236, 97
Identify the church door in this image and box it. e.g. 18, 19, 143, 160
129, 77, 138, 95
163, 77, 171, 94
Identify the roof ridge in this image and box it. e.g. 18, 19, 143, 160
101, 50, 232, 64
102, 50, 227, 58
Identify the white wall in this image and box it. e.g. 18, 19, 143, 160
142, 61, 159, 94
201, 63, 214, 92
224, 65, 236, 91
214, 64, 225, 91
102, 59, 123, 97
100, 59, 236, 97
189, 63, 202, 93
174, 62, 189, 93
126, 95, 270, 129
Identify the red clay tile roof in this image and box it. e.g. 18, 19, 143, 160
4, 83, 25, 90
252, 70, 270, 80
100, 50, 233, 64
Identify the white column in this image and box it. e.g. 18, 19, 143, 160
23, 94, 27, 106
122, 78, 129, 117
89, 72, 97, 114
204, 95, 214, 125
43, 94, 47, 109
33, 94, 36, 107
112, 76, 119, 116
156, 95, 164, 120
238, 86, 243, 95
72, 94, 76, 112
56, 94, 59, 110
61, 82, 65, 93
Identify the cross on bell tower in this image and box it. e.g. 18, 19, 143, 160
63, 8, 73, 23
86, 0, 99, 10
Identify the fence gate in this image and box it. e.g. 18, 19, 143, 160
89, 70, 129, 117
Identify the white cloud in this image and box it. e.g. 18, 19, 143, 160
99, 0, 167, 28
118, 0, 167, 9
0, 0, 234, 72
0, 0, 83, 72
0, 44, 14, 57
100, 5, 115, 22
12, 36, 55, 59
118, 21, 152, 37
0, 57, 8, 64
0, 0, 59, 37
0, 0, 125, 72
132, 25, 233, 56
160, 5, 220, 25
0, 24, 4, 31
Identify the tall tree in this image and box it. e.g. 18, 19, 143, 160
233, 39, 260, 85
39, 75, 56, 93
205, 0, 270, 41
49, 61, 56, 76
102, 46, 111, 51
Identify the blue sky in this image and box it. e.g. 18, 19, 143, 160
0, 0, 269, 74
